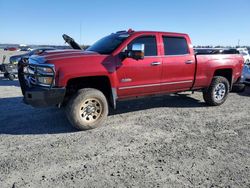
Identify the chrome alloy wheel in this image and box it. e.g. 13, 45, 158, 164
79, 98, 103, 123
214, 83, 226, 101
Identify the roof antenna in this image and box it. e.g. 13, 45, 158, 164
80, 22, 82, 46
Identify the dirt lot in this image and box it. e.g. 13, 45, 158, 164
0, 74, 249, 188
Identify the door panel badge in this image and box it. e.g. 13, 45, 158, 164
121, 78, 132, 83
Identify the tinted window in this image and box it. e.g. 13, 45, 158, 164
163, 37, 189, 55
128, 36, 157, 56
222, 49, 239, 54
86, 33, 130, 54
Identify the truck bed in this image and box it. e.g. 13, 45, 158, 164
193, 54, 244, 89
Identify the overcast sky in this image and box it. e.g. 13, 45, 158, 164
0, 0, 249, 46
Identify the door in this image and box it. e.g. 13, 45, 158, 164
160, 35, 196, 92
116, 35, 162, 98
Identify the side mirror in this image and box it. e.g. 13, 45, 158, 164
127, 43, 145, 60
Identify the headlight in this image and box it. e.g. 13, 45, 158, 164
24, 64, 55, 87
37, 77, 54, 86
37, 66, 54, 74
36, 65, 54, 86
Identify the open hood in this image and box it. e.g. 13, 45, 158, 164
62, 34, 82, 50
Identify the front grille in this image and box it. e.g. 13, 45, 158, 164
18, 58, 55, 91
28, 65, 35, 73
25, 65, 37, 85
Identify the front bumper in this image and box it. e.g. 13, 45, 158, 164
18, 59, 66, 107
23, 87, 66, 107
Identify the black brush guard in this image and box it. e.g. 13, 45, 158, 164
18, 58, 28, 95
18, 58, 66, 107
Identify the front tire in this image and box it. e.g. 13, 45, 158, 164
66, 88, 108, 130
203, 76, 230, 106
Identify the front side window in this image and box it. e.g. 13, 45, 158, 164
127, 36, 157, 56
86, 33, 130, 54
163, 36, 189, 55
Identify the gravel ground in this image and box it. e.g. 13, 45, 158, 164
0, 74, 249, 188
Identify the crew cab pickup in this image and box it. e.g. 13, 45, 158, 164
18, 29, 244, 130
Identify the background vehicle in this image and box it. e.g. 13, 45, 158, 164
0, 47, 56, 80
4, 47, 18, 51
18, 30, 244, 131
18, 44, 32, 51
237, 48, 250, 64
195, 48, 239, 55
19, 47, 32, 51
241, 64, 250, 86
10, 47, 56, 64
1, 63, 18, 80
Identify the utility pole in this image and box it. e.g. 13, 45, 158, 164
238, 39, 240, 47
80, 22, 82, 46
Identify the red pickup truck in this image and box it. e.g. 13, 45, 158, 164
18, 30, 244, 130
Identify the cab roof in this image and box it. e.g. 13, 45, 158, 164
115, 29, 188, 37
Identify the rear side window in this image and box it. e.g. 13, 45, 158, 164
163, 36, 189, 55
128, 36, 157, 56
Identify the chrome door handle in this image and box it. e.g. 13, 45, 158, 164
151, 62, 162, 66
185, 60, 194, 64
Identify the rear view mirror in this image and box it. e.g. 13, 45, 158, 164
132, 43, 145, 52
127, 43, 145, 60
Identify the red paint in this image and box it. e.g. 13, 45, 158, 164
40, 31, 244, 99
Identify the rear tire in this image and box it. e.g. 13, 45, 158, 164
66, 88, 108, 130
203, 76, 230, 106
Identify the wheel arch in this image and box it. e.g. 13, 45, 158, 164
213, 68, 233, 89
65, 76, 117, 109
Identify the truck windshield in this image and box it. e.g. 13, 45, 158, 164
86, 33, 129, 54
